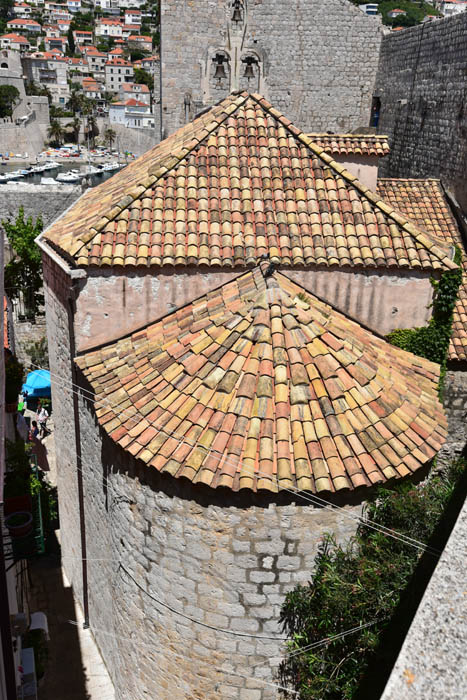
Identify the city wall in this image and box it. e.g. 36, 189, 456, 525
376, 13, 467, 211
0, 183, 81, 228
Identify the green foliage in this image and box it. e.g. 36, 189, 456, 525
25, 81, 51, 101
5, 355, 24, 403
134, 67, 154, 92
279, 459, 466, 699
70, 11, 94, 32
47, 118, 65, 146
350, 1, 440, 26
67, 25, 76, 56
0, 85, 20, 118
387, 247, 462, 393
23, 336, 49, 370
3, 206, 44, 316
103, 127, 116, 149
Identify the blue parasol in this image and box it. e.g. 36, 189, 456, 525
22, 370, 51, 398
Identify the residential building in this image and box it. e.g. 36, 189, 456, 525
124, 9, 141, 25
133, 54, 158, 73
0, 33, 30, 52
128, 34, 152, 52
13, 3, 33, 18
359, 3, 379, 15
22, 53, 69, 103
388, 8, 407, 19
57, 19, 71, 33
104, 56, 133, 91
6, 19, 42, 33
439, 0, 467, 15
121, 23, 140, 38
67, 0, 81, 12
82, 76, 105, 105
44, 36, 67, 53
49, 9, 72, 22
73, 30, 94, 47
119, 81, 150, 105
44, 24, 61, 38
37, 92, 463, 700
109, 98, 154, 126
94, 0, 120, 14
84, 48, 108, 79
96, 18, 124, 38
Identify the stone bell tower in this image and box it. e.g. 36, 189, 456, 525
160, 0, 382, 138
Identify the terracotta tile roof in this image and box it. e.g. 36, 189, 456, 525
42, 92, 456, 272
76, 266, 446, 494
307, 133, 390, 157
377, 179, 467, 362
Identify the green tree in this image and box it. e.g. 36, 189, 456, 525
0, 85, 20, 118
103, 127, 116, 150
3, 207, 43, 316
47, 119, 65, 146
134, 67, 154, 93
279, 458, 465, 699
66, 116, 81, 144
67, 26, 76, 56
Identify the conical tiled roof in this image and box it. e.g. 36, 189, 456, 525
43, 92, 455, 271
76, 266, 447, 494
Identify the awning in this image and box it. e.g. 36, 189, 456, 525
22, 370, 51, 398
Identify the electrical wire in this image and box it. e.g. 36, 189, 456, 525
24, 359, 442, 557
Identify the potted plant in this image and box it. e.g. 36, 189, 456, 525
4, 511, 33, 538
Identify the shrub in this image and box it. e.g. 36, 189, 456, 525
279, 459, 466, 699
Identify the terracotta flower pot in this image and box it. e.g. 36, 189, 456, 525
5, 511, 33, 538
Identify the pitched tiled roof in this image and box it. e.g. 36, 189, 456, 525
76, 266, 446, 494
377, 179, 467, 362
307, 133, 390, 157
42, 92, 456, 272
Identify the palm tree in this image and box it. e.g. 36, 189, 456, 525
66, 116, 81, 145
47, 119, 65, 147
103, 127, 116, 151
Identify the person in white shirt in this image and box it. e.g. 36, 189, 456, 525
37, 402, 50, 438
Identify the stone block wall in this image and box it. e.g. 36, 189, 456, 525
160, 0, 382, 136
77, 388, 361, 700
375, 13, 467, 211
0, 184, 81, 230
438, 368, 467, 464
42, 255, 84, 603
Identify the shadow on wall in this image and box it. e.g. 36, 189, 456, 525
28, 533, 92, 700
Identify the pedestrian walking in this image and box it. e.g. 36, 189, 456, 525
37, 402, 50, 438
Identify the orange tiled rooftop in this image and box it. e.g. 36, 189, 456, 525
43, 92, 456, 272
377, 178, 467, 362
76, 265, 447, 494
307, 133, 390, 157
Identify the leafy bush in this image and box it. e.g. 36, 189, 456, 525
387, 247, 462, 394
279, 459, 466, 699
5, 356, 24, 403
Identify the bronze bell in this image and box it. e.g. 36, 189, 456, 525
232, 0, 242, 23
214, 59, 226, 81
243, 58, 255, 80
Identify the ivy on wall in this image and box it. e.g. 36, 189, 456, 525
387, 246, 462, 392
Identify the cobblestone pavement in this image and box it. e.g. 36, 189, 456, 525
27, 419, 115, 700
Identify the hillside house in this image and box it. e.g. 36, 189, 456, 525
104, 57, 133, 92
37, 92, 464, 699
6, 18, 41, 33
127, 34, 152, 51
118, 81, 150, 105
0, 33, 30, 52
109, 98, 154, 127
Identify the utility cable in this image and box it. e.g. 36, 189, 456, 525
25, 359, 442, 557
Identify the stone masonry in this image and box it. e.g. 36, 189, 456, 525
376, 12, 467, 211
77, 389, 362, 700
160, 0, 382, 137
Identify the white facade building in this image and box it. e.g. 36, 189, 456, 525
105, 57, 133, 91
109, 99, 154, 127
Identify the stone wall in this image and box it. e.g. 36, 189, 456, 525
42, 254, 84, 602
375, 13, 467, 211
438, 367, 467, 464
0, 184, 81, 229
160, 0, 382, 137
73, 266, 435, 353
77, 389, 361, 700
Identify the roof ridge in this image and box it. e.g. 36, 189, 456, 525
71, 92, 251, 261
248, 94, 457, 271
